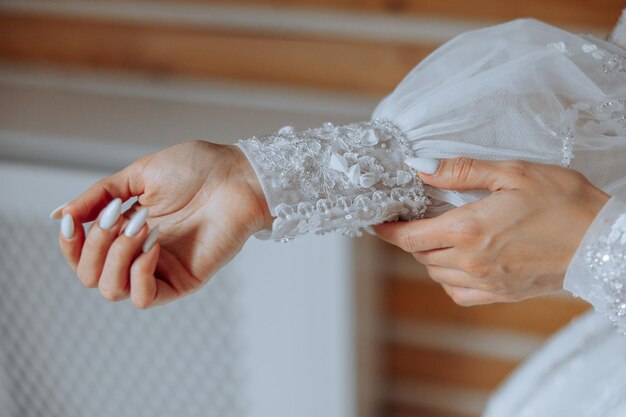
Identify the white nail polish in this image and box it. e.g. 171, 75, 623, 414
99, 198, 122, 230
61, 214, 75, 239
49, 202, 68, 220
142, 226, 160, 253
404, 158, 441, 175
124, 207, 149, 237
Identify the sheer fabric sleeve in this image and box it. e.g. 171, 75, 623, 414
564, 197, 626, 334
236, 120, 428, 241
609, 8, 626, 50
562, 8, 626, 334
237, 17, 626, 242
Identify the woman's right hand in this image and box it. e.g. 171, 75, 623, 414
53, 140, 272, 308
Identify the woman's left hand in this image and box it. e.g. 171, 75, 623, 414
374, 157, 610, 306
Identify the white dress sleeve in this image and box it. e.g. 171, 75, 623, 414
561, 10, 626, 334
238, 17, 626, 242
564, 198, 626, 334
609, 9, 626, 50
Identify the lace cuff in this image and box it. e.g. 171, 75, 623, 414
236, 119, 428, 241
564, 197, 626, 334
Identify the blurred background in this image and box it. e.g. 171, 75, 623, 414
0, 1, 622, 417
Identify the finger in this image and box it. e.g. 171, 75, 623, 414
58, 213, 85, 272
122, 200, 143, 218
405, 157, 529, 192
62, 163, 144, 224
441, 284, 516, 306
130, 228, 178, 309
373, 215, 456, 252
413, 248, 461, 269
426, 265, 492, 291
98, 208, 149, 302
75, 199, 124, 288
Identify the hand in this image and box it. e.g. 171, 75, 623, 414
53, 141, 271, 308
374, 158, 610, 306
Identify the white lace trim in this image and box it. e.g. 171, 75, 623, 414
237, 119, 428, 241
585, 213, 626, 335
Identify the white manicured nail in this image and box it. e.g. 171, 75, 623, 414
49, 202, 68, 220
404, 158, 441, 175
61, 214, 75, 239
99, 198, 122, 230
142, 226, 160, 253
124, 207, 148, 237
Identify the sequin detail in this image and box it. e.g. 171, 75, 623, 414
237, 119, 428, 241
569, 98, 626, 138
560, 127, 575, 167
585, 214, 626, 334
549, 41, 626, 74
546, 40, 626, 164
580, 43, 626, 74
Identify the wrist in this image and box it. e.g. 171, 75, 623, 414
578, 185, 611, 235
230, 145, 274, 233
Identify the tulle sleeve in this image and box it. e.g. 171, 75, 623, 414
238, 18, 626, 240
610, 9, 626, 50
373, 18, 626, 213
561, 10, 626, 333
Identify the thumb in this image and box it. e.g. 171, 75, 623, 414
404, 157, 522, 192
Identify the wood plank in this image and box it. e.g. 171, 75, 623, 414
385, 343, 517, 390
383, 400, 477, 417
0, 12, 436, 95
192, 0, 623, 29
385, 277, 591, 336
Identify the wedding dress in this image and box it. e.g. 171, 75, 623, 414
238, 10, 626, 416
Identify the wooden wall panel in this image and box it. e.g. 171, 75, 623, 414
383, 402, 475, 417
385, 344, 518, 390
385, 277, 591, 336
377, 237, 592, 416
0, 13, 435, 95
188, 0, 623, 29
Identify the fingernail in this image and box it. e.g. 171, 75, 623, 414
61, 214, 75, 239
99, 198, 122, 230
49, 202, 68, 220
142, 226, 160, 253
404, 158, 440, 175
124, 207, 148, 237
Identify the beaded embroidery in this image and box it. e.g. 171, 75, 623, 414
237, 119, 428, 241
548, 41, 626, 74
547, 39, 626, 166
585, 214, 626, 334
570, 98, 626, 140
559, 127, 575, 167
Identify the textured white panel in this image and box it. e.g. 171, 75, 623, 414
0, 158, 354, 417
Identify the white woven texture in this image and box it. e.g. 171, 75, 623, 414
0, 210, 246, 417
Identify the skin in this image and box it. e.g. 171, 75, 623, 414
58, 143, 610, 309
374, 157, 610, 306
58, 141, 272, 309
